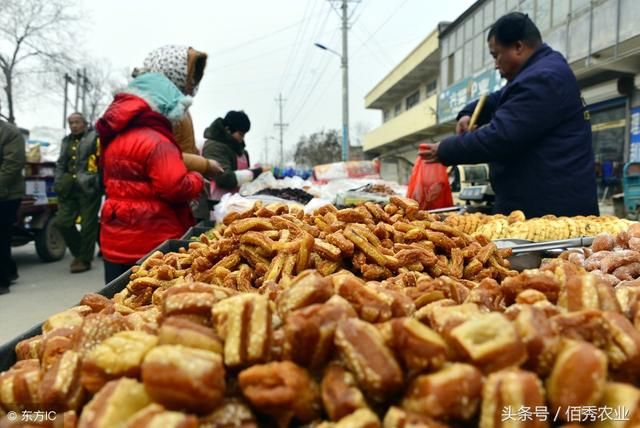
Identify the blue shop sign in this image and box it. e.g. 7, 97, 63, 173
438, 69, 505, 123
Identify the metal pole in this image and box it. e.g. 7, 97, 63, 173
341, 0, 350, 162
81, 68, 88, 118
74, 69, 81, 112
279, 93, 284, 164
63, 73, 69, 129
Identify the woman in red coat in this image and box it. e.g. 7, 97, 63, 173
96, 72, 218, 283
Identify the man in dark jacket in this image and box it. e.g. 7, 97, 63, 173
0, 119, 25, 294
201, 111, 263, 212
54, 112, 102, 273
420, 13, 598, 218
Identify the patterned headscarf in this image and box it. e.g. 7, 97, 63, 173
142, 45, 190, 94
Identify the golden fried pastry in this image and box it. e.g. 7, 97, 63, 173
80, 293, 114, 313
199, 398, 258, 428
81, 331, 158, 393
275, 270, 334, 319
378, 317, 448, 374
334, 318, 403, 401
15, 335, 43, 362
321, 364, 368, 421
479, 369, 547, 428
317, 408, 382, 428
158, 317, 223, 354
601, 311, 640, 374
238, 361, 321, 426
162, 282, 236, 323
141, 345, 225, 414
557, 274, 621, 313
73, 312, 127, 357
39, 350, 84, 412
124, 307, 161, 334
331, 272, 396, 323
383, 407, 451, 428
43, 305, 92, 333
449, 313, 527, 373
593, 382, 640, 428
402, 363, 482, 421
283, 295, 357, 369
211, 294, 272, 368
510, 305, 561, 377
0, 359, 41, 412
124, 403, 198, 428
546, 340, 608, 420
77, 378, 152, 428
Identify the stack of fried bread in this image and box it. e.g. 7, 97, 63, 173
2, 199, 640, 427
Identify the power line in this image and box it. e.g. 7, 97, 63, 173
276, 0, 317, 96
353, 0, 411, 53
209, 19, 308, 56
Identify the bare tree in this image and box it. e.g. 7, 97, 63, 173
0, 0, 79, 123
294, 129, 342, 168
83, 63, 128, 125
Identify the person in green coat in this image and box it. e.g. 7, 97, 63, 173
0, 119, 25, 295
54, 112, 102, 273
200, 111, 264, 215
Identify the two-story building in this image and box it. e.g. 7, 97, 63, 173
362, 26, 454, 184
437, 0, 640, 201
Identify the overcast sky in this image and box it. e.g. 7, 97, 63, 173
16, 0, 474, 164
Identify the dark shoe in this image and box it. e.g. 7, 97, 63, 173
70, 259, 91, 273
0, 286, 9, 295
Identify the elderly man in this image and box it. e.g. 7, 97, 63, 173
421, 13, 598, 217
0, 118, 25, 294
54, 112, 101, 273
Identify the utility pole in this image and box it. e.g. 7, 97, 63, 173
81, 68, 88, 118
274, 93, 288, 165
340, 0, 350, 162
63, 73, 74, 129
263, 136, 269, 165
74, 69, 81, 112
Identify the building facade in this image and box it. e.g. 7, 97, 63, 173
438, 0, 640, 201
362, 27, 454, 184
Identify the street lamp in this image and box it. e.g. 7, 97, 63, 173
315, 40, 349, 162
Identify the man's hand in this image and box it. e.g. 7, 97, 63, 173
418, 142, 440, 163
455, 115, 477, 135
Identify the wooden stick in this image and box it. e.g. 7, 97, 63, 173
469, 95, 488, 129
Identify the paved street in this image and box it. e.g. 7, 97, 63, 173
0, 244, 104, 345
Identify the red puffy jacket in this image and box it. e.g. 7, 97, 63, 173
97, 93, 203, 265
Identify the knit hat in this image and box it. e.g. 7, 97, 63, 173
223, 110, 251, 133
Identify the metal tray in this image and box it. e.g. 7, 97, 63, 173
0, 239, 191, 372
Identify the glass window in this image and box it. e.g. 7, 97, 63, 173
454, 49, 463, 82
484, 28, 493, 65
473, 33, 484, 71
591, 106, 626, 200
394, 103, 402, 116
406, 91, 420, 110
495, 0, 507, 17
464, 40, 474, 76
553, 0, 570, 26
521, 0, 535, 18
474, 9, 483, 35
383, 110, 390, 122
483, 0, 495, 27
591, 0, 617, 52
426, 80, 438, 97
441, 58, 450, 88
568, 11, 590, 61
537, 0, 552, 31
464, 18, 473, 41
572, 0, 591, 13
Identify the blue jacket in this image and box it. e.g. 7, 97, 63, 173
437, 44, 599, 218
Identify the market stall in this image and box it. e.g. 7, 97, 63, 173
2, 197, 640, 426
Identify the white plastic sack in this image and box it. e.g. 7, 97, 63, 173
27, 127, 65, 163
304, 198, 334, 214
213, 193, 254, 223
